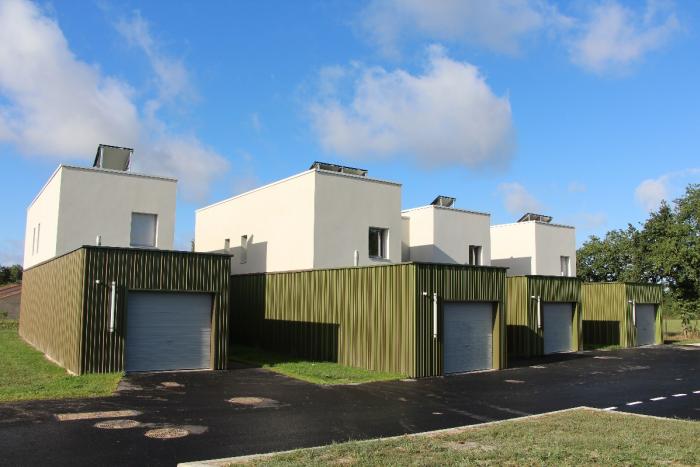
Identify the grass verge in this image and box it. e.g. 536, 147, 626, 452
228, 408, 700, 466
230, 345, 404, 385
0, 320, 122, 403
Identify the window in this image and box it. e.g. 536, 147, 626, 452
224, 238, 230, 250
36, 223, 40, 254
468, 245, 482, 266
240, 235, 248, 264
31, 227, 36, 255
560, 256, 570, 276
368, 227, 388, 259
130, 213, 157, 247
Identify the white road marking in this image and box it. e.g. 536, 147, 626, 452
603, 407, 617, 411
650, 397, 666, 401
672, 393, 687, 397
626, 401, 643, 406
692, 390, 700, 394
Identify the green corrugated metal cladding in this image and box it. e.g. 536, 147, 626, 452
230, 262, 506, 378
20, 246, 230, 374
505, 276, 582, 359
581, 282, 663, 348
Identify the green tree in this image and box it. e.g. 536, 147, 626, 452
0, 264, 23, 286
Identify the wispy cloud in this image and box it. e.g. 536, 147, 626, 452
0, 239, 24, 265
634, 168, 700, 211
310, 45, 515, 170
569, 1, 680, 74
498, 182, 542, 215
358, 0, 571, 58
0, 0, 229, 202
568, 181, 587, 193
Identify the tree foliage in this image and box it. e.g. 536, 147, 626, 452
0, 264, 23, 286
577, 184, 700, 327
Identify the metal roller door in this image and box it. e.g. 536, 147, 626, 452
636, 304, 656, 346
443, 302, 493, 374
126, 292, 212, 372
543, 303, 573, 354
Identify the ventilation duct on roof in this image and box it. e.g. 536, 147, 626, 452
93, 144, 133, 171
309, 161, 367, 177
518, 213, 552, 223
431, 195, 456, 208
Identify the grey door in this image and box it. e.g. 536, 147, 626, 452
543, 303, 573, 354
443, 302, 493, 374
126, 292, 212, 372
636, 304, 656, 346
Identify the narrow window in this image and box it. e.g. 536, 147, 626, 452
368, 227, 388, 259
32, 227, 36, 255
130, 213, 157, 247
224, 238, 230, 250
36, 223, 40, 254
560, 256, 570, 276
468, 245, 482, 266
240, 235, 248, 264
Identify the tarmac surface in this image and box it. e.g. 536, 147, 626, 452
0, 345, 698, 466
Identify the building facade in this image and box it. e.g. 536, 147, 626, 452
195, 163, 402, 274
490, 214, 576, 277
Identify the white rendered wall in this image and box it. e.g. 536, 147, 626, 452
23, 168, 62, 268
534, 222, 577, 276
490, 222, 536, 275
490, 221, 576, 276
402, 206, 491, 265
313, 171, 402, 268
195, 170, 317, 274
56, 167, 176, 255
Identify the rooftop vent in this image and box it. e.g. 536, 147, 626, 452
310, 161, 367, 177
518, 213, 552, 223
93, 144, 133, 171
431, 195, 456, 208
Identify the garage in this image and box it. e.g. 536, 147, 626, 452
443, 302, 493, 374
636, 304, 656, 346
543, 303, 573, 354
126, 292, 212, 372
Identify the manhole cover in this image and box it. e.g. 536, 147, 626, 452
94, 419, 141, 430
227, 396, 279, 408
144, 427, 190, 439
160, 382, 184, 388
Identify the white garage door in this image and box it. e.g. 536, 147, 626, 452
636, 304, 656, 346
126, 292, 212, 372
543, 303, 573, 354
443, 302, 492, 374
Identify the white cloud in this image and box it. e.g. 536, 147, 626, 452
570, 1, 679, 73
634, 168, 700, 211
0, 0, 229, 201
359, 0, 571, 57
310, 46, 515, 169
568, 181, 587, 193
580, 212, 607, 229
498, 182, 542, 215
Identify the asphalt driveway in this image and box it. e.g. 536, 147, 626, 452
0, 345, 698, 467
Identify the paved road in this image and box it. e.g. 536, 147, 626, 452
1, 345, 698, 466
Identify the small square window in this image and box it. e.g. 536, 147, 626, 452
560, 256, 570, 276
468, 245, 482, 266
130, 213, 157, 248
369, 227, 388, 259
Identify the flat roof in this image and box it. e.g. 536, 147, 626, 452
490, 220, 575, 230
28, 164, 176, 209
197, 167, 401, 212
402, 204, 490, 217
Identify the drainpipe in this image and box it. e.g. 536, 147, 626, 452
628, 299, 636, 326
531, 295, 542, 329
109, 281, 116, 333
422, 291, 439, 338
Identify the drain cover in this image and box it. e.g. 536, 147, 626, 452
227, 396, 279, 408
94, 419, 141, 430
144, 427, 190, 439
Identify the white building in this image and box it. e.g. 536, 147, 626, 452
490, 213, 576, 277
24, 145, 177, 268
195, 162, 402, 274
401, 196, 491, 266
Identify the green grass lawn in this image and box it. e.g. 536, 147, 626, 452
0, 320, 122, 403
230, 345, 404, 385
228, 408, 700, 466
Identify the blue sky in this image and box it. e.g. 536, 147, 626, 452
1, 0, 699, 264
